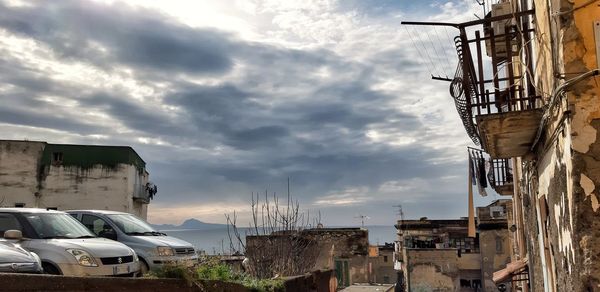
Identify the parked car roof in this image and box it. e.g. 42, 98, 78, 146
67, 210, 130, 215
0, 208, 64, 214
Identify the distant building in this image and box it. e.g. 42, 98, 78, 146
368, 243, 395, 284
393, 200, 512, 292
245, 228, 370, 288
0, 140, 155, 218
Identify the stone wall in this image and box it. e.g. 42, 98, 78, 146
246, 228, 368, 286
0, 269, 336, 292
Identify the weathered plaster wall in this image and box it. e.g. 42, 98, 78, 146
407, 249, 458, 292
0, 141, 46, 207
520, 0, 600, 291
479, 229, 512, 291
41, 164, 131, 213
369, 248, 395, 284
308, 229, 370, 284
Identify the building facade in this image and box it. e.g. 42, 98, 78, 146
245, 228, 370, 288
0, 140, 154, 218
408, 0, 599, 290
368, 243, 396, 284
393, 201, 512, 292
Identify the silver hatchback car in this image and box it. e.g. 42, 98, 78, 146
0, 230, 43, 273
68, 210, 198, 274
0, 208, 140, 276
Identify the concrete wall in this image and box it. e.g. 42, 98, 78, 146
0, 273, 201, 292
0, 269, 336, 292
405, 249, 459, 292
306, 229, 369, 284
0, 141, 46, 207
369, 248, 395, 284
479, 229, 511, 291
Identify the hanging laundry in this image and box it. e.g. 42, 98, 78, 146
469, 150, 477, 185
478, 154, 487, 188
467, 151, 476, 238
486, 158, 496, 188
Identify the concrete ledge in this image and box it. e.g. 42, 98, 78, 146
0, 269, 336, 292
0, 273, 199, 292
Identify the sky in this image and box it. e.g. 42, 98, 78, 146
0, 0, 500, 226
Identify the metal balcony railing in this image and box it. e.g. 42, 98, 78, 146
404, 7, 540, 146
469, 147, 514, 195
454, 8, 540, 145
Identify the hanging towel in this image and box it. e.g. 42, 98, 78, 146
468, 153, 476, 238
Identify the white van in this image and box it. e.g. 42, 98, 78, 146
68, 210, 198, 274
0, 208, 139, 276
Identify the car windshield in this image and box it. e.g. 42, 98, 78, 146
106, 214, 160, 235
24, 213, 95, 239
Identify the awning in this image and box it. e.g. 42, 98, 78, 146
493, 258, 528, 284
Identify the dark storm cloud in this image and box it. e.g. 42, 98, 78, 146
0, 0, 233, 75
0, 105, 103, 134
0, 0, 483, 224
78, 93, 189, 137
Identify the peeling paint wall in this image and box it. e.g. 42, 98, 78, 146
515, 0, 600, 291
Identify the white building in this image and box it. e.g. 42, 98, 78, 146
0, 140, 155, 219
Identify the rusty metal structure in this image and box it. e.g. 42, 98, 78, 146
468, 147, 513, 196
403, 7, 540, 148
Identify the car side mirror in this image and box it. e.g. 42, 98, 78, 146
4, 230, 23, 240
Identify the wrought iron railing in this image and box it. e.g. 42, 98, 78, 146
488, 158, 513, 191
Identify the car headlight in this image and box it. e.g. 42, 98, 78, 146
157, 246, 174, 256
66, 249, 98, 267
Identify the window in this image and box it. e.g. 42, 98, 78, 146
383, 255, 388, 262
14, 203, 25, 208
0, 213, 22, 236
52, 152, 63, 165
24, 213, 93, 239
496, 237, 503, 254
460, 279, 471, 287
81, 214, 115, 237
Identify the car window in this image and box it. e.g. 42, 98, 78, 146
81, 214, 115, 237
106, 214, 155, 234
23, 213, 94, 239
0, 213, 22, 237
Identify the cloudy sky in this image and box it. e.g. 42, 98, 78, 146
0, 0, 499, 226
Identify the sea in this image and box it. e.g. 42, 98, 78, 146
161, 225, 397, 255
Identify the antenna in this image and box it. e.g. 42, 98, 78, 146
393, 204, 404, 221
355, 215, 370, 228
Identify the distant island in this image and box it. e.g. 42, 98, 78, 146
150, 218, 228, 231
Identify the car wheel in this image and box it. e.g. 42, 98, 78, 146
42, 262, 61, 275
138, 259, 149, 276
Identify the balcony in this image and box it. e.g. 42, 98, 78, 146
404, 6, 541, 158
469, 147, 513, 196
133, 183, 156, 204
488, 158, 513, 195
459, 8, 541, 159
